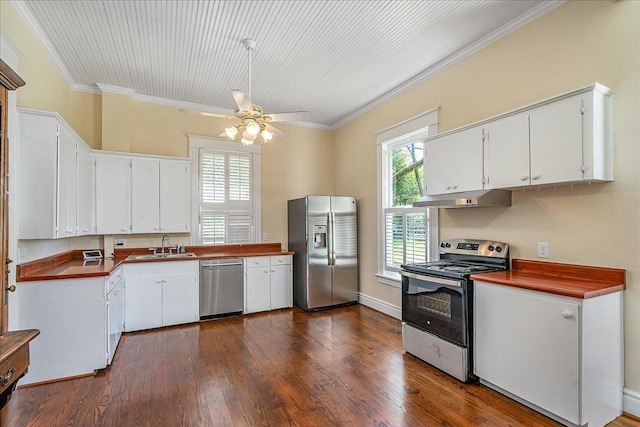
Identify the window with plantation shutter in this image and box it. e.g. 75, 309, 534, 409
376, 109, 439, 286
198, 149, 254, 245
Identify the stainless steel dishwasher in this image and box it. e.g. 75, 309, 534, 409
199, 258, 244, 319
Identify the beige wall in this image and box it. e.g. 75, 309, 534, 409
334, 0, 640, 391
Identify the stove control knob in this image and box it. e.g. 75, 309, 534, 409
495, 246, 503, 253
440, 242, 446, 248
445, 242, 451, 248
488, 245, 495, 251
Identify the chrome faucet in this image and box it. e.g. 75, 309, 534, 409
161, 234, 170, 254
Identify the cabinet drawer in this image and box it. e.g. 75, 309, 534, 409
246, 256, 269, 268
0, 345, 29, 396
271, 255, 291, 266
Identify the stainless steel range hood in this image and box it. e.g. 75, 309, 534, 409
413, 189, 512, 208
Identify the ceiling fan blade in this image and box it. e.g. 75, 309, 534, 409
262, 111, 310, 123
179, 108, 232, 119
231, 90, 252, 113
265, 123, 289, 138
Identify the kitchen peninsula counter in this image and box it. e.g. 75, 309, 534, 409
471, 258, 625, 299
17, 243, 294, 282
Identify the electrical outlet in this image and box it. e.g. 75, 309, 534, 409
115, 238, 126, 247
263, 233, 269, 241
44, 242, 49, 256
537, 242, 550, 258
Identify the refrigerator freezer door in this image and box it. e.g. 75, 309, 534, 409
330, 196, 358, 305
306, 196, 333, 309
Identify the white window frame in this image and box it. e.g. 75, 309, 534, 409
188, 134, 261, 245
376, 108, 439, 287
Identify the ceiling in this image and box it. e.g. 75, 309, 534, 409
13, 0, 563, 129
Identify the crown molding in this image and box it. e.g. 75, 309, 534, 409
10, 0, 77, 89
73, 83, 101, 95
331, 0, 566, 130
0, 28, 24, 59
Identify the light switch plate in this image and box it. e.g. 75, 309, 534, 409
263, 233, 269, 241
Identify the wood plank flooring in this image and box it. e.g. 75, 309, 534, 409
2, 304, 638, 426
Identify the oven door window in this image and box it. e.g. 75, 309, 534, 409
402, 274, 466, 346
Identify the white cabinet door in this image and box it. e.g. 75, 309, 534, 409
162, 271, 198, 326
96, 154, 131, 234
483, 113, 530, 189
77, 147, 95, 236
269, 263, 291, 310
124, 275, 163, 331
131, 158, 160, 233
246, 266, 271, 313
474, 282, 580, 424
529, 94, 584, 186
160, 160, 190, 233
425, 126, 483, 194
57, 126, 78, 238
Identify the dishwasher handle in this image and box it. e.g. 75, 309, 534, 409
200, 259, 243, 268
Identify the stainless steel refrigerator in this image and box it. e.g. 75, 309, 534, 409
288, 196, 358, 311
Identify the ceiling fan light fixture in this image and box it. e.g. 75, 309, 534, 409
245, 119, 260, 136
240, 137, 253, 146
225, 126, 239, 139
261, 129, 273, 141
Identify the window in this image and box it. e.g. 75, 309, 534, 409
377, 109, 439, 285
189, 136, 261, 245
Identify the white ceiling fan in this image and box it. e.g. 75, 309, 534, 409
181, 38, 309, 145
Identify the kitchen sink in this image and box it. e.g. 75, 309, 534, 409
126, 252, 197, 261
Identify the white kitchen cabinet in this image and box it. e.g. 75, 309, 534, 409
131, 157, 190, 233
131, 158, 160, 233
95, 153, 132, 235
18, 109, 91, 239
106, 267, 124, 365
123, 260, 199, 331
159, 160, 190, 233
424, 126, 483, 195
245, 255, 292, 314
474, 281, 623, 426
77, 146, 95, 235
482, 113, 531, 189
16, 276, 107, 385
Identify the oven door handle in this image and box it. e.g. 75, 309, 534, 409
400, 270, 463, 288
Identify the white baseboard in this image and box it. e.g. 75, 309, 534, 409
358, 292, 401, 319
624, 388, 640, 418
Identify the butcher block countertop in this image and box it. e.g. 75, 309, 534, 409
16, 243, 294, 282
470, 258, 625, 299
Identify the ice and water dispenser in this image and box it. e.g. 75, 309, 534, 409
313, 225, 327, 248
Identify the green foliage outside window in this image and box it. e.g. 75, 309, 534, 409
392, 142, 424, 207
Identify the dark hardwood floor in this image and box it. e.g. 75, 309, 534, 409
2, 305, 639, 426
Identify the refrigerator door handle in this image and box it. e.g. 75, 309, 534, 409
327, 213, 333, 266
330, 212, 336, 266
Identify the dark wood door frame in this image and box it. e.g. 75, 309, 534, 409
0, 59, 26, 333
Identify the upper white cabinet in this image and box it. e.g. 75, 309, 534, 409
482, 113, 530, 189
98, 153, 190, 235
96, 153, 132, 235
425, 83, 613, 195
131, 158, 190, 233
77, 145, 95, 235
18, 109, 92, 239
425, 126, 484, 195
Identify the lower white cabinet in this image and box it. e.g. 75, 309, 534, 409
16, 277, 107, 385
474, 281, 623, 427
245, 255, 292, 314
106, 267, 124, 365
123, 261, 199, 332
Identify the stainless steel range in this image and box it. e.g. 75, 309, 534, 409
400, 238, 509, 382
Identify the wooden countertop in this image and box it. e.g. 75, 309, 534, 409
16, 244, 294, 282
0, 329, 40, 365
470, 258, 625, 299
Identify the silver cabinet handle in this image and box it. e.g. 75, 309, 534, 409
531, 174, 541, 180
520, 176, 529, 181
